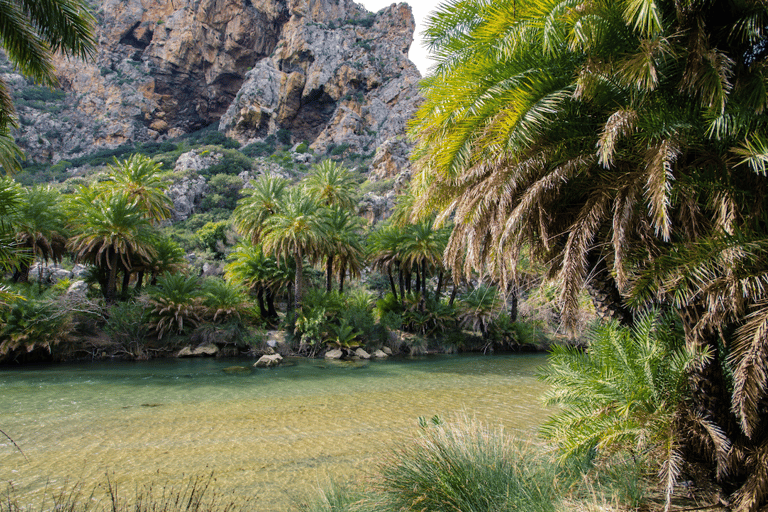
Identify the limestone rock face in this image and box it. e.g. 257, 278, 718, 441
358, 191, 395, 225
167, 172, 208, 221
369, 138, 411, 181
220, 2, 421, 154
8, 0, 422, 165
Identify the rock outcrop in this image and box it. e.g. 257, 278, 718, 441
7, 0, 422, 164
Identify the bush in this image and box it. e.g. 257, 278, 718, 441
538, 309, 701, 507
147, 273, 205, 339
373, 416, 564, 512
276, 128, 292, 146
104, 300, 151, 356
241, 141, 275, 158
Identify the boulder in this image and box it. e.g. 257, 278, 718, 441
372, 349, 388, 358
354, 348, 371, 359
66, 280, 88, 297
325, 348, 343, 360
254, 353, 283, 367
28, 263, 72, 283
382, 346, 393, 356
71, 264, 90, 278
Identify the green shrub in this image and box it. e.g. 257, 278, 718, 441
0, 287, 71, 363
104, 300, 151, 354
201, 277, 251, 323
276, 128, 292, 145
147, 273, 205, 339
241, 141, 275, 158
373, 416, 564, 512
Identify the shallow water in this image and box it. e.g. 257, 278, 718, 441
0, 354, 550, 510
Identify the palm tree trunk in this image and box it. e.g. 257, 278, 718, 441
106, 250, 119, 303
679, 305, 737, 478
398, 263, 405, 305
326, 256, 333, 293
135, 270, 144, 292
421, 261, 428, 295
387, 268, 398, 301
508, 284, 519, 322
294, 249, 303, 311
121, 265, 131, 298
257, 288, 268, 317
449, 280, 459, 307
585, 251, 633, 325
435, 270, 444, 302
266, 288, 278, 320
338, 261, 347, 294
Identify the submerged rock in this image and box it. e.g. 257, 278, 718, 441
177, 344, 218, 357
223, 366, 251, 374
254, 353, 283, 367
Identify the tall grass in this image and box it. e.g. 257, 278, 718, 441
369, 416, 567, 512
0, 475, 248, 512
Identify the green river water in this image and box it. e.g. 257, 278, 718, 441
0, 353, 550, 510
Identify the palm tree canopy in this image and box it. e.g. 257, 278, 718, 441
0, 0, 96, 172
410, 0, 768, 509
67, 190, 157, 271
303, 160, 356, 210
260, 188, 324, 266
0, 177, 22, 270
320, 206, 365, 280
411, 0, 768, 322
102, 154, 173, 223
232, 173, 289, 243
13, 185, 68, 265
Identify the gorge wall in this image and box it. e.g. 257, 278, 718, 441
6, 0, 422, 163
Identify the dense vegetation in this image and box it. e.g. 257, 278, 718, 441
407, 0, 768, 509
1, 147, 560, 364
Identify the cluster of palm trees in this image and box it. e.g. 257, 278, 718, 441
230, 160, 457, 317
1, 155, 185, 303
411, 0, 768, 509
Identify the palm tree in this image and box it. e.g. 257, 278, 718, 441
319, 206, 364, 293
0, 0, 96, 172
260, 189, 325, 311
232, 173, 289, 243
540, 309, 699, 510
400, 219, 449, 299
67, 189, 157, 302
11, 185, 68, 282
134, 235, 186, 291
303, 160, 355, 210
102, 154, 173, 224
410, 0, 768, 508
225, 242, 292, 322
367, 221, 406, 302
0, 177, 23, 272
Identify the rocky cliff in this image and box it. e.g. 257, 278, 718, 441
6, 0, 422, 163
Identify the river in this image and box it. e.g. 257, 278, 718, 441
0, 353, 550, 510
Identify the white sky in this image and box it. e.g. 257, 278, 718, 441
357, 0, 442, 76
